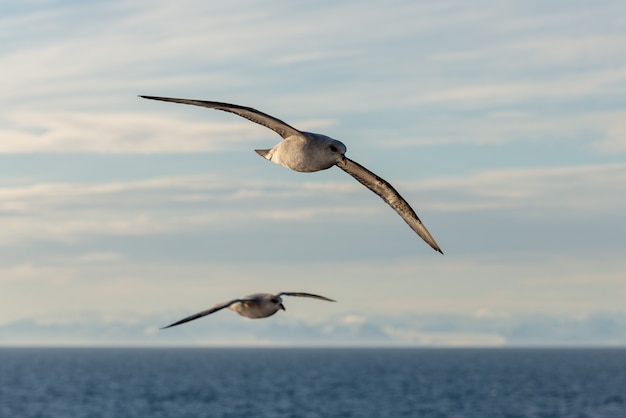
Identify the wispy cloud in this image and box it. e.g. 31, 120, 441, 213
592, 111, 626, 153
412, 67, 626, 107
434, 34, 626, 69
0, 111, 270, 154
416, 163, 626, 214
0, 173, 376, 245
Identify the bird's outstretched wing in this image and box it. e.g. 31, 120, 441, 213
140, 96, 302, 140
336, 157, 443, 254
161, 298, 253, 329
278, 292, 336, 302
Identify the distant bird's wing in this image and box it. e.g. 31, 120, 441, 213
336, 157, 443, 254
139, 96, 302, 139
160, 298, 252, 329
278, 292, 336, 302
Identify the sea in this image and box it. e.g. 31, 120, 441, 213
0, 348, 624, 418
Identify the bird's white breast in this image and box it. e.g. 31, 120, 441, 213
230, 300, 279, 319
266, 134, 344, 173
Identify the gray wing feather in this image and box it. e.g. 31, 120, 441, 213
336, 157, 443, 254
140, 96, 302, 139
278, 292, 336, 302
160, 298, 250, 329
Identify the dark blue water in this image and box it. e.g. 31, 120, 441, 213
0, 348, 624, 418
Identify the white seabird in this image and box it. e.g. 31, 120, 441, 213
161, 292, 336, 329
141, 96, 443, 254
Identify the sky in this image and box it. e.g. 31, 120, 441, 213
1, 0, 625, 347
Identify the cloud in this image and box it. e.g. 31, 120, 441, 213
0, 106, 338, 155
384, 329, 507, 347
340, 315, 367, 325
433, 34, 626, 69
4, 0, 625, 159
2, 1, 456, 107
0, 110, 270, 154
1, 161, 624, 250
2, 247, 625, 345
416, 162, 626, 215
592, 111, 626, 153
3, 310, 626, 347
0, 263, 75, 286
412, 67, 626, 107
0, 172, 380, 244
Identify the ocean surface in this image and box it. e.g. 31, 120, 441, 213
0, 348, 624, 418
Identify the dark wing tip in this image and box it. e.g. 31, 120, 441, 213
139, 95, 168, 101
159, 317, 194, 329
139, 95, 180, 101
422, 237, 444, 254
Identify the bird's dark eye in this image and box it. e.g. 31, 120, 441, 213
271, 298, 279, 304
329, 145, 338, 152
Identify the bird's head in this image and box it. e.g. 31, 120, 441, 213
270, 295, 286, 312
304, 133, 346, 168
326, 138, 347, 163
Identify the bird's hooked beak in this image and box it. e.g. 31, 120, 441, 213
279, 303, 286, 311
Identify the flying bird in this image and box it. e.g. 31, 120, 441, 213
161, 292, 336, 329
140, 96, 443, 254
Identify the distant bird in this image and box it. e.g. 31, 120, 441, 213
161, 292, 336, 329
141, 96, 443, 254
